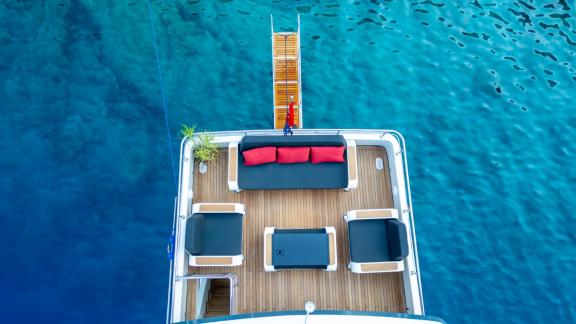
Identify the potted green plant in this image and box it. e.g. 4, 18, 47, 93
180, 125, 219, 173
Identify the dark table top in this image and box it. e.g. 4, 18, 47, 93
272, 232, 329, 268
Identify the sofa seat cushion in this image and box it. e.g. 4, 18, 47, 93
277, 147, 310, 163
238, 160, 348, 189
311, 146, 345, 164
348, 219, 389, 263
242, 146, 276, 166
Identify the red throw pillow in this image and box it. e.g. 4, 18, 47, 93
310, 146, 345, 164
277, 147, 310, 163
242, 147, 277, 166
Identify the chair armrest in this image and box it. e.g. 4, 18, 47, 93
344, 208, 398, 222
192, 203, 245, 214
349, 261, 404, 273
326, 227, 337, 271
345, 140, 358, 190
189, 255, 243, 267
228, 142, 239, 191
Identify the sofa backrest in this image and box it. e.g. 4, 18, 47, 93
239, 135, 347, 152
386, 219, 409, 261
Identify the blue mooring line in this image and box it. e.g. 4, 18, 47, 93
168, 233, 175, 260
145, 0, 178, 189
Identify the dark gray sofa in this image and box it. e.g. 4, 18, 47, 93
236, 135, 349, 190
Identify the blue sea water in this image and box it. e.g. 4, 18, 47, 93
1, 0, 575, 323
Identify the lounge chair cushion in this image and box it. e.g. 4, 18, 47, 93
310, 146, 345, 164
386, 219, 409, 261
185, 212, 243, 256
348, 219, 389, 263
185, 214, 205, 255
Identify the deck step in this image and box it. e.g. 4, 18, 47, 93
204, 279, 230, 318
274, 59, 298, 81
273, 34, 298, 57
274, 83, 299, 107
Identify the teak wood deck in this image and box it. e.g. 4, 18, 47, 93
186, 146, 405, 316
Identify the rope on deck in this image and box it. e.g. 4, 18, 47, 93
145, 0, 178, 189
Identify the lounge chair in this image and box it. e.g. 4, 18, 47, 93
344, 208, 408, 273
186, 203, 245, 267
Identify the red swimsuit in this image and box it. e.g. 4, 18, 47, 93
288, 102, 295, 128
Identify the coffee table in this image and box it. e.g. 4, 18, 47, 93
263, 227, 337, 271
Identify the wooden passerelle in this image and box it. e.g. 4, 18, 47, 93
185, 146, 405, 318
273, 31, 302, 130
